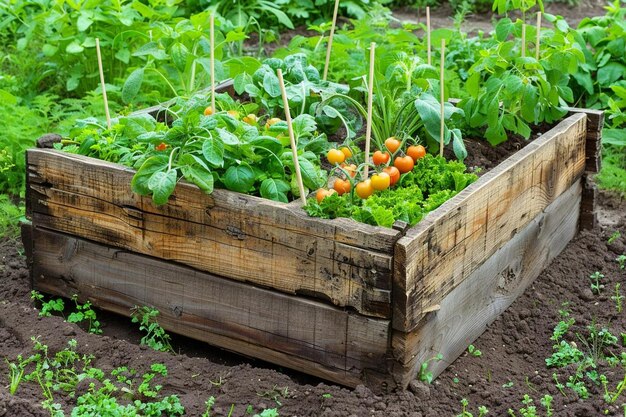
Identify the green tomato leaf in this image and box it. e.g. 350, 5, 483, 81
170, 42, 189, 72
202, 137, 225, 167
181, 163, 214, 194
66, 41, 84, 54
223, 165, 256, 193
297, 157, 322, 190
147, 169, 178, 206
216, 127, 239, 145
122, 68, 144, 104
260, 178, 290, 202
263, 71, 282, 98
131, 155, 169, 195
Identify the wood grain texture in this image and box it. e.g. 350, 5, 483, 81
26, 149, 400, 318
30, 227, 390, 388
392, 113, 587, 332
391, 180, 582, 388
567, 107, 603, 173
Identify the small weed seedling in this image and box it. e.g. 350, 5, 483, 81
502, 381, 515, 388
507, 394, 553, 417
468, 344, 482, 357
613, 283, 624, 313
67, 294, 102, 334
608, 231, 621, 244
457, 398, 489, 416
31, 290, 65, 317
202, 395, 216, 417
31, 291, 102, 334
589, 271, 605, 294
131, 306, 174, 353
257, 385, 290, 407
418, 353, 444, 383
617, 255, 626, 270
5, 355, 36, 395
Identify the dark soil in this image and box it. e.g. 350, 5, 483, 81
1, 188, 625, 416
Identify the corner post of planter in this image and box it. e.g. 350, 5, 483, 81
567, 107, 604, 230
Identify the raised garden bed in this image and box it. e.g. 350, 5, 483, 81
23, 107, 602, 392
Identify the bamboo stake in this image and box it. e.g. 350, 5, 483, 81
536, 12, 542, 61
95, 38, 111, 130
363, 42, 376, 180
323, 0, 340, 81
521, 23, 526, 58
277, 69, 307, 205
210, 13, 216, 113
439, 38, 445, 158
426, 6, 431, 66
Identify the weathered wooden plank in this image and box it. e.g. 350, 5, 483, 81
26, 149, 400, 318
393, 113, 587, 332
390, 180, 582, 388
30, 227, 390, 387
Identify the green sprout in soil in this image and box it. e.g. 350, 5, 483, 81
457, 398, 489, 417
613, 283, 624, 313
130, 306, 174, 353
417, 353, 444, 384
468, 344, 482, 357
617, 255, 626, 270
507, 394, 554, 417
202, 396, 216, 417
608, 231, 621, 244
30, 291, 102, 334
589, 271, 605, 294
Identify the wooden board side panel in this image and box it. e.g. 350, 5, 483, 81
393, 114, 587, 331
26, 149, 399, 318
30, 227, 390, 387
391, 180, 581, 388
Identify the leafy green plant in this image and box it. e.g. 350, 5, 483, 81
131, 306, 174, 353
457, 398, 489, 416
507, 394, 554, 417
60, 91, 330, 205
617, 255, 626, 270
202, 396, 216, 417
67, 295, 102, 335
608, 231, 622, 244
589, 271, 605, 294
31, 290, 65, 317
468, 344, 482, 357
0, 196, 24, 240
417, 353, 444, 384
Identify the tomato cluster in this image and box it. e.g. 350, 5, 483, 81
316, 137, 427, 202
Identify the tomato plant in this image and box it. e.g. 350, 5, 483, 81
384, 137, 401, 154
407, 145, 426, 162
333, 178, 352, 195
327, 149, 346, 165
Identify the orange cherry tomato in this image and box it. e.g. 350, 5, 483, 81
394, 155, 415, 174
340, 163, 357, 178
355, 179, 374, 199
265, 117, 282, 130
327, 149, 346, 165
155, 142, 168, 151
316, 188, 337, 203
407, 144, 426, 162
333, 178, 352, 195
203, 106, 214, 116
371, 172, 391, 191
383, 166, 400, 186
242, 114, 258, 125
340, 146, 353, 159
384, 137, 401, 154
372, 150, 390, 166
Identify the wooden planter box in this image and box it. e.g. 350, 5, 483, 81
23, 108, 602, 392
